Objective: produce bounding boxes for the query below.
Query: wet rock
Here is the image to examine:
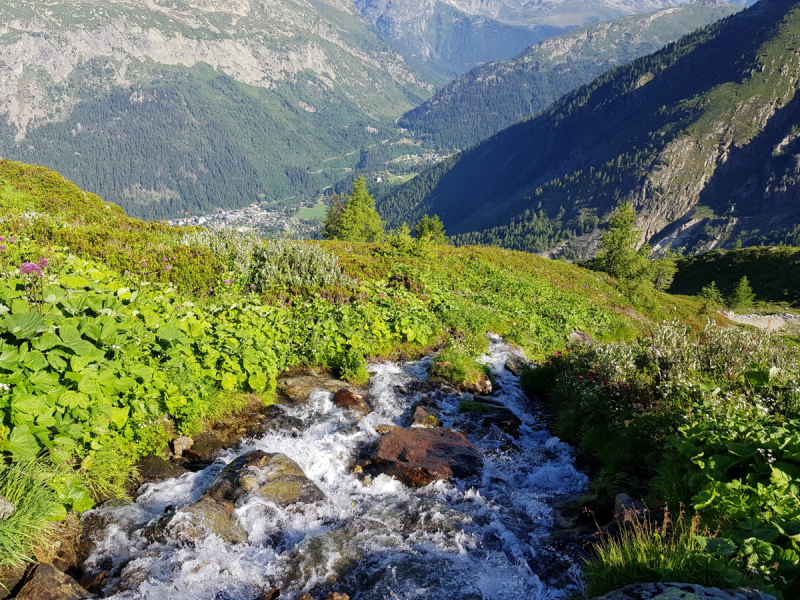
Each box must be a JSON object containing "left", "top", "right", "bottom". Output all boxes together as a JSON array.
[
  {"left": 374, "top": 424, "right": 401, "bottom": 435},
  {"left": 569, "top": 331, "right": 595, "bottom": 346},
  {"left": 481, "top": 407, "right": 523, "bottom": 439},
  {"left": 16, "top": 563, "right": 96, "bottom": 600},
  {"left": 245, "top": 405, "right": 304, "bottom": 438},
  {"left": 592, "top": 582, "right": 776, "bottom": 600},
  {"left": 277, "top": 370, "right": 363, "bottom": 404},
  {"left": 205, "top": 451, "right": 325, "bottom": 507},
  {"left": 504, "top": 355, "right": 527, "bottom": 375},
  {"left": 0, "top": 496, "right": 14, "bottom": 521},
  {"left": 135, "top": 455, "right": 190, "bottom": 486},
  {"left": 144, "top": 497, "right": 249, "bottom": 546},
  {"left": 78, "top": 571, "right": 107, "bottom": 595},
  {"left": 172, "top": 436, "right": 194, "bottom": 457},
  {"left": 256, "top": 588, "right": 281, "bottom": 600},
  {"left": 361, "top": 428, "right": 483, "bottom": 487},
  {"left": 333, "top": 389, "right": 371, "bottom": 416},
  {"left": 327, "top": 594, "right": 350, "bottom": 600},
  {"left": 407, "top": 406, "right": 441, "bottom": 428}
]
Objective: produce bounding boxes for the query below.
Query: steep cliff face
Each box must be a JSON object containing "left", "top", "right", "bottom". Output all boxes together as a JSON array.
[
  {"left": 354, "top": 0, "right": 741, "bottom": 77},
  {"left": 399, "top": 0, "right": 743, "bottom": 148},
  {"left": 378, "top": 0, "right": 800, "bottom": 255},
  {"left": 0, "top": 0, "right": 434, "bottom": 217}
]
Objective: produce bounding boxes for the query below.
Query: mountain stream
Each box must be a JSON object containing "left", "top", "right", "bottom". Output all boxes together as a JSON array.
[{"left": 81, "top": 335, "right": 588, "bottom": 599}]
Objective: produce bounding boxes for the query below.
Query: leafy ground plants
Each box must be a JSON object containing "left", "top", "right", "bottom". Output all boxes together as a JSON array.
[{"left": 523, "top": 322, "right": 800, "bottom": 597}]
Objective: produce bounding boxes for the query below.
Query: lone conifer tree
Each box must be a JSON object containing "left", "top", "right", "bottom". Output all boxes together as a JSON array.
[
  {"left": 321, "top": 177, "right": 384, "bottom": 242},
  {"left": 593, "top": 203, "right": 651, "bottom": 284},
  {"left": 728, "top": 276, "right": 755, "bottom": 309},
  {"left": 415, "top": 214, "right": 447, "bottom": 243}
]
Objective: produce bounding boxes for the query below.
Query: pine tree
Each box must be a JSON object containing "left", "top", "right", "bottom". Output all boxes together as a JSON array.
[
  {"left": 698, "top": 281, "right": 724, "bottom": 306},
  {"left": 415, "top": 214, "right": 448, "bottom": 243},
  {"left": 321, "top": 178, "right": 384, "bottom": 242},
  {"left": 728, "top": 276, "right": 756, "bottom": 309},
  {"left": 593, "top": 203, "right": 651, "bottom": 284}
]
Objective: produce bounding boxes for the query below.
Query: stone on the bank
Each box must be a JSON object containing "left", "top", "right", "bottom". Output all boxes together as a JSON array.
[
  {"left": 16, "top": 563, "right": 96, "bottom": 600},
  {"left": 277, "top": 368, "right": 364, "bottom": 403},
  {"left": 592, "top": 582, "right": 777, "bottom": 600},
  {"left": 204, "top": 451, "right": 325, "bottom": 507},
  {"left": 333, "top": 389, "right": 371, "bottom": 416},
  {"left": 135, "top": 455, "right": 190, "bottom": 486},
  {"left": 0, "top": 495, "right": 14, "bottom": 521},
  {"left": 569, "top": 331, "right": 595, "bottom": 346},
  {"left": 362, "top": 428, "right": 483, "bottom": 487},
  {"left": 172, "top": 436, "right": 194, "bottom": 457}
]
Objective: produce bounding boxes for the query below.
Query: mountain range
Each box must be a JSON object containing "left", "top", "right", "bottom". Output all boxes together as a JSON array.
[
  {"left": 0, "top": 0, "right": 433, "bottom": 219},
  {"left": 378, "top": 0, "right": 800, "bottom": 256},
  {"left": 399, "top": 0, "right": 743, "bottom": 149},
  {"left": 354, "top": 0, "right": 753, "bottom": 77}
]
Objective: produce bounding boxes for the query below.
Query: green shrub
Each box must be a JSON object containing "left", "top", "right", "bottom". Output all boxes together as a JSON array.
[
  {"left": 247, "top": 238, "right": 353, "bottom": 293},
  {"left": 458, "top": 401, "right": 494, "bottom": 413},
  {"left": 330, "top": 346, "right": 369, "bottom": 385},
  {"left": 584, "top": 510, "right": 755, "bottom": 598},
  {"left": 431, "top": 346, "right": 487, "bottom": 388},
  {"left": 728, "top": 276, "right": 756, "bottom": 309}
]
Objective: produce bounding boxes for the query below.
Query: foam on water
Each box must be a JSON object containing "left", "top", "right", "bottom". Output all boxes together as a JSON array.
[{"left": 85, "top": 336, "right": 587, "bottom": 599}]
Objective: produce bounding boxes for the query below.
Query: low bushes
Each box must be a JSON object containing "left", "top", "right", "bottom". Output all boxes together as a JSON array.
[{"left": 522, "top": 321, "right": 800, "bottom": 598}]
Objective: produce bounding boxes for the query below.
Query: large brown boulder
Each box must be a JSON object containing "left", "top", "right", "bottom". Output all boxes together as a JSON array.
[
  {"left": 277, "top": 367, "right": 365, "bottom": 403},
  {"left": 135, "top": 455, "right": 190, "bottom": 486},
  {"left": 16, "top": 563, "right": 96, "bottom": 600},
  {"left": 361, "top": 428, "right": 483, "bottom": 487}
]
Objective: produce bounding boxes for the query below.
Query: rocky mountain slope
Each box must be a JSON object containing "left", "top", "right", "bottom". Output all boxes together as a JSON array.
[
  {"left": 354, "top": 0, "right": 752, "bottom": 77},
  {"left": 378, "top": 0, "right": 800, "bottom": 256},
  {"left": 399, "top": 0, "right": 743, "bottom": 149},
  {"left": 0, "top": 0, "right": 434, "bottom": 219}
]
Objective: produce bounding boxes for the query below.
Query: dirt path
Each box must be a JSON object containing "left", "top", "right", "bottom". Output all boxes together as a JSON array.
[{"left": 723, "top": 311, "right": 799, "bottom": 332}]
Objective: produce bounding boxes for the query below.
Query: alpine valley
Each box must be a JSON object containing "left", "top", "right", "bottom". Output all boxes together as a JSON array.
[
  {"left": 0, "top": 0, "right": 434, "bottom": 219},
  {"left": 379, "top": 0, "right": 800, "bottom": 257}
]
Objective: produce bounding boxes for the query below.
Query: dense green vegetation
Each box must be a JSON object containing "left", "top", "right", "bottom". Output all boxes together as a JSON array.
[
  {"left": 522, "top": 322, "right": 800, "bottom": 598},
  {"left": 671, "top": 246, "right": 800, "bottom": 307},
  {"left": 379, "top": 0, "right": 800, "bottom": 255},
  {"left": 0, "top": 160, "right": 714, "bottom": 572},
  {"left": 399, "top": 0, "right": 741, "bottom": 149}
]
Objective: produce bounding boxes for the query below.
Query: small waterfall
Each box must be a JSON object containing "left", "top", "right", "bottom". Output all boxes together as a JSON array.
[{"left": 82, "top": 335, "right": 587, "bottom": 599}]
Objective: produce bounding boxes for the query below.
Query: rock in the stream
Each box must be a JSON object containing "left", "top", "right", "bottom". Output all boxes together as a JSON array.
[
  {"left": 592, "top": 582, "right": 776, "bottom": 600},
  {"left": 135, "top": 455, "right": 190, "bottom": 486},
  {"left": 172, "top": 436, "right": 194, "bottom": 457},
  {"left": 0, "top": 495, "right": 14, "bottom": 521},
  {"left": 361, "top": 428, "right": 483, "bottom": 487},
  {"left": 146, "top": 451, "right": 324, "bottom": 545},
  {"left": 77, "top": 571, "right": 107, "bottom": 595},
  {"left": 407, "top": 405, "right": 441, "bottom": 428},
  {"left": 16, "top": 563, "right": 96, "bottom": 600},
  {"left": 278, "top": 367, "right": 364, "bottom": 403},
  {"left": 205, "top": 451, "right": 325, "bottom": 507},
  {"left": 332, "top": 389, "right": 371, "bottom": 416},
  {"left": 0, "top": 564, "right": 27, "bottom": 598}
]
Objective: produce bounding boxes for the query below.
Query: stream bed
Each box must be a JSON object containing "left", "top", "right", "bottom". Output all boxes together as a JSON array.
[{"left": 81, "top": 335, "right": 588, "bottom": 599}]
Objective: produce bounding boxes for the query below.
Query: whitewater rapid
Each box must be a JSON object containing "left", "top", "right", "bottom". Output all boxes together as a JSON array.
[{"left": 83, "top": 335, "right": 588, "bottom": 599}]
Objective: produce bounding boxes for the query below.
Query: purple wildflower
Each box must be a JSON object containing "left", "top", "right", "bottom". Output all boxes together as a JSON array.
[
  {"left": 37, "top": 258, "right": 48, "bottom": 268},
  {"left": 0, "top": 237, "right": 4, "bottom": 242},
  {"left": 165, "top": 265, "right": 173, "bottom": 271},
  {"left": 162, "top": 257, "right": 168, "bottom": 262},
  {"left": 9, "top": 236, "right": 16, "bottom": 243},
  {"left": 0, "top": 245, "right": 5, "bottom": 253},
  {"left": 19, "top": 262, "right": 43, "bottom": 277}
]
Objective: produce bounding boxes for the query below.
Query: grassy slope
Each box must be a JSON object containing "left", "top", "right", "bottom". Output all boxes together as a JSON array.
[
  {"left": 0, "top": 160, "right": 711, "bottom": 571},
  {"left": 670, "top": 246, "right": 800, "bottom": 306}
]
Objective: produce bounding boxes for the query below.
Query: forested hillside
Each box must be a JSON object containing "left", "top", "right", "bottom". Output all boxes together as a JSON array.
[
  {"left": 379, "top": 0, "right": 800, "bottom": 256},
  {"left": 0, "top": 0, "right": 433, "bottom": 220},
  {"left": 399, "top": 0, "right": 742, "bottom": 149}
]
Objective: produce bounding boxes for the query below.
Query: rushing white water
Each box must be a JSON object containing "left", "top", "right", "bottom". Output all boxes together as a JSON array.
[{"left": 84, "top": 335, "right": 587, "bottom": 599}]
